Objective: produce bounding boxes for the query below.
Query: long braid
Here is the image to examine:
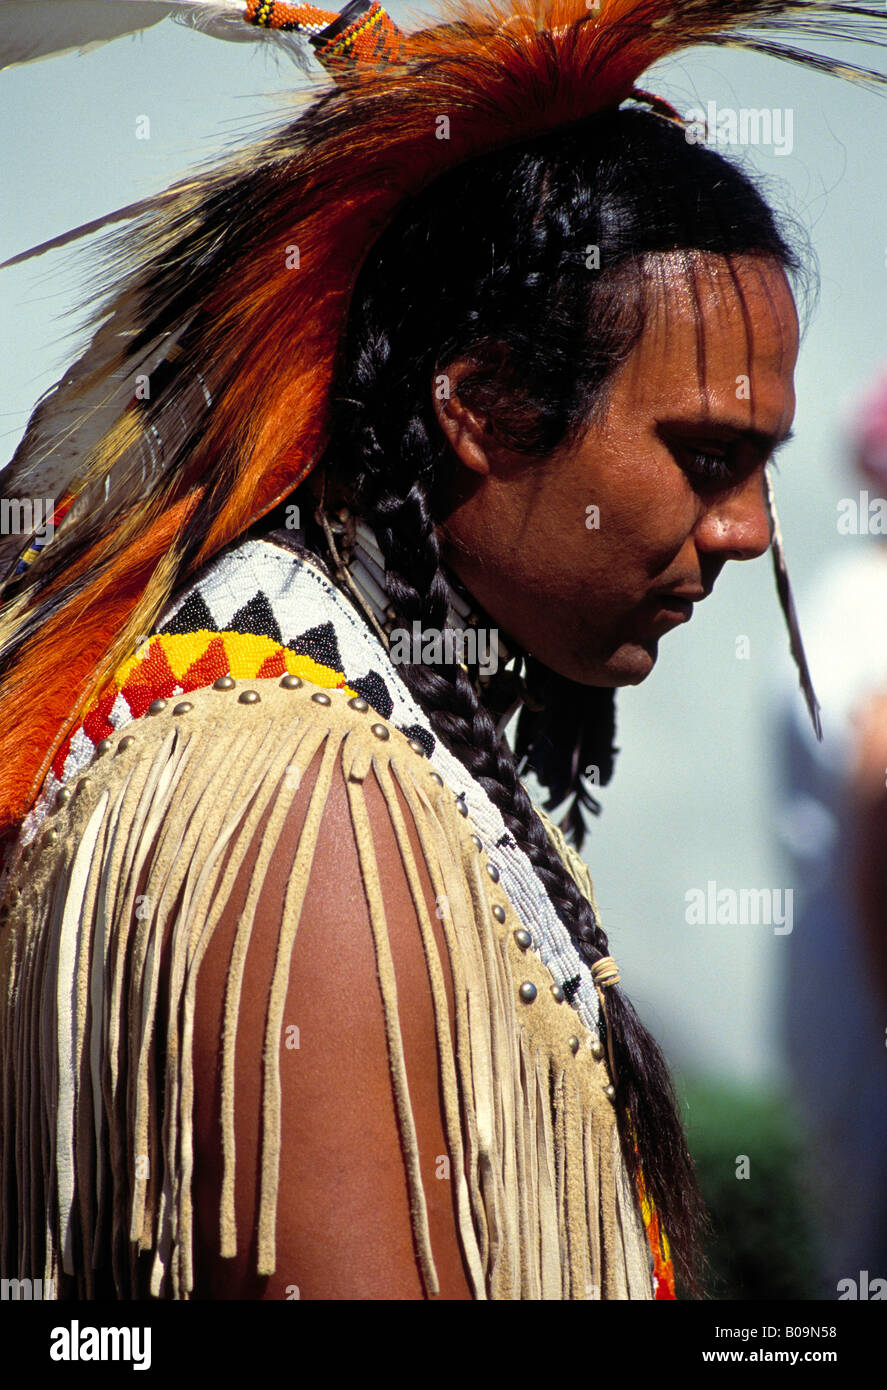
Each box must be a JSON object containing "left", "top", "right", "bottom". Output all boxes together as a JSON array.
[
  {"left": 323, "top": 321, "right": 707, "bottom": 1291},
  {"left": 314, "top": 106, "right": 808, "bottom": 1291}
]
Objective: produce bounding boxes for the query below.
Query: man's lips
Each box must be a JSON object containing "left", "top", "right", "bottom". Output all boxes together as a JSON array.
[
  {"left": 649, "top": 598, "right": 692, "bottom": 626},
  {"left": 643, "top": 588, "right": 707, "bottom": 628}
]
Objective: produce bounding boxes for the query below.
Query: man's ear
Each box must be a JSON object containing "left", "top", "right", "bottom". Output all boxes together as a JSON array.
[{"left": 430, "top": 358, "right": 497, "bottom": 476}]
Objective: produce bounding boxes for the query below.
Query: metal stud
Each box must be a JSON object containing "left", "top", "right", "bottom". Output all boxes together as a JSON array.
[
  {"left": 172, "top": 702, "right": 193, "bottom": 716},
  {"left": 95, "top": 739, "right": 111, "bottom": 756},
  {"left": 44, "top": 827, "right": 59, "bottom": 845},
  {"left": 407, "top": 739, "right": 426, "bottom": 756},
  {"left": 470, "top": 834, "right": 482, "bottom": 851},
  {"left": 148, "top": 699, "right": 167, "bottom": 715},
  {"left": 430, "top": 771, "right": 443, "bottom": 786},
  {"left": 568, "top": 1036, "right": 580, "bottom": 1055},
  {"left": 486, "top": 862, "right": 500, "bottom": 883},
  {"left": 519, "top": 981, "right": 538, "bottom": 1004},
  {"left": 550, "top": 984, "right": 565, "bottom": 1003},
  {"left": 311, "top": 692, "right": 332, "bottom": 707},
  {"left": 371, "top": 723, "right": 390, "bottom": 740},
  {"left": 455, "top": 795, "right": 468, "bottom": 817},
  {"left": 56, "top": 787, "right": 73, "bottom": 807},
  {"left": 76, "top": 777, "right": 93, "bottom": 796},
  {"left": 492, "top": 904, "right": 506, "bottom": 924},
  {"left": 238, "top": 690, "right": 260, "bottom": 704},
  {"left": 513, "top": 928, "right": 532, "bottom": 950},
  {"left": 280, "top": 674, "right": 302, "bottom": 690},
  {"left": 348, "top": 695, "right": 368, "bottom": 712},
  {"left": 213, "top": 676, "right": 235, "bottom": 691},
  {"left": 117, "top": 736, "right": 135, "bottom": 752},
  {"left": 590, "top": 1039, "right": 604, "bottom": 1061},
  {"left": 604, "top": 1084, "right": 616, "bottom": 1101}
]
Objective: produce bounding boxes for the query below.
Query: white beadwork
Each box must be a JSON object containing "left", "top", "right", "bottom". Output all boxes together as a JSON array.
[{"left": 17, "top": 534, "right": 602, "bottom": 1032}]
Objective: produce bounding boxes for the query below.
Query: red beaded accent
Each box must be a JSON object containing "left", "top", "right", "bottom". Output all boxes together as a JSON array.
[{"left": 49, "top": 627, "right": 356, "bottom": 784}]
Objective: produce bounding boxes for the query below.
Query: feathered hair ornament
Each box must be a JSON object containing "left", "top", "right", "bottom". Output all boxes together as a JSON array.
[{"left": 2, "top": 0, "right": 881, "bottom": 831}]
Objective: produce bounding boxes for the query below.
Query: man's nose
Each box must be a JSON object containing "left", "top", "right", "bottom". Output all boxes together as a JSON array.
[{"left": 693, "top": 471, "right": 773, "bottom": 562}]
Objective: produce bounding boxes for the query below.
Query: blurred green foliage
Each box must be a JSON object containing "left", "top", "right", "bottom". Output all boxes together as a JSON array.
[{"left": 676, "top": 1076, "right": 824, "bottom": 1300}]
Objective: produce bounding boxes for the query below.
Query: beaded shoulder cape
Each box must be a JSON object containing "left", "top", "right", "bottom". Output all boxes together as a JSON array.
[
  {"left": 12, "top": 527, "right": 608, "bottom": 1037},
  {"left": 0, "top": 528, "right": 674, "bottom": 1299}
]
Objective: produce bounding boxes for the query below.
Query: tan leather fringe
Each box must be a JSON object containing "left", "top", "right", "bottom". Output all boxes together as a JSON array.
[{"left": 0, "top": 677, "right": 652, "bottom": 1299}]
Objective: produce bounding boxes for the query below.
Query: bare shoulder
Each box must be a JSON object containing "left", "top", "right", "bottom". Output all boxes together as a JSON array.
[
  {"left": 181, "top": 679, "right": 475, "bottom": 1299},
  {"left": 2, "top": 671, "right": 636, "bottom": 1302}
]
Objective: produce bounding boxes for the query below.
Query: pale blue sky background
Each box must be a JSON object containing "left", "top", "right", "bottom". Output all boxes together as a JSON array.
[{"left": 2, "top": 12, "right": 887, "bottom": 1090}]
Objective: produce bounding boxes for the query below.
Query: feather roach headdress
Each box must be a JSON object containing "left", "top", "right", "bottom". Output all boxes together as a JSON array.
[{"left": 2, "top": 0, "right": 885, "bottom": 834}]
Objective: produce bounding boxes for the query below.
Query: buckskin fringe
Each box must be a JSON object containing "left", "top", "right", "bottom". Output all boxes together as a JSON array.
[{"left": 0, "top": 676, "right": 651, "bottom": 1298}]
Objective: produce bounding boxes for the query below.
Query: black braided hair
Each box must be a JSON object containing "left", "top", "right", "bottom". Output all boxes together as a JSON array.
[{"left": 296, "top": 105, "right": 809, "bottom": 1294}]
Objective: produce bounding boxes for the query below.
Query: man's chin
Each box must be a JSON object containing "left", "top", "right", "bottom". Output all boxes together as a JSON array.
[
  {"left": 544, "top": 640, "right": 658, "bottom": 688},
  {"left": 603, "top": 641, "right": 658, "bottom": 687}
]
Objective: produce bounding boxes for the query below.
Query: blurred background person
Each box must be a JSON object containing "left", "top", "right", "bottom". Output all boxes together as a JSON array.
[{"left": 778, "top": 363, "right": 887, "bottom": 1299}]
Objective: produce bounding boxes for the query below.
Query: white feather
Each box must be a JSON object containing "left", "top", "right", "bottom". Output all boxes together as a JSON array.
[{"left": 0, "top": 1, "right": 290, "bottom": 69}]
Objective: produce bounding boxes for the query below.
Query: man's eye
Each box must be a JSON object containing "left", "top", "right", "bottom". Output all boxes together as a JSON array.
[{"left": 684, "top": 449, "right": 734, "bottom": 486}]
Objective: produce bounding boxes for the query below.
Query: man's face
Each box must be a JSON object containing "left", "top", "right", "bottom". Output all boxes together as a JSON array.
[{"left": 435, "top": 253, "right": 799, "bottom": 686}]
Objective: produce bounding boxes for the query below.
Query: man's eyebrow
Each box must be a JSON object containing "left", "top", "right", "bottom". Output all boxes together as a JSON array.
[
  {"left": 746, "top": 424, "right": 796, "bottom": 456},
  {"left": 661, "top": 419, "right": 796, "bottom": 456}
]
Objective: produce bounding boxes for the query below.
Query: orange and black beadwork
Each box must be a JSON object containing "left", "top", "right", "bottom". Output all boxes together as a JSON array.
[
  {"left": 245, "top": 0, "right": 406, "bottom": 70},
  {"left": 245, "top": 0, "right": 338, "bottom": 32}
]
